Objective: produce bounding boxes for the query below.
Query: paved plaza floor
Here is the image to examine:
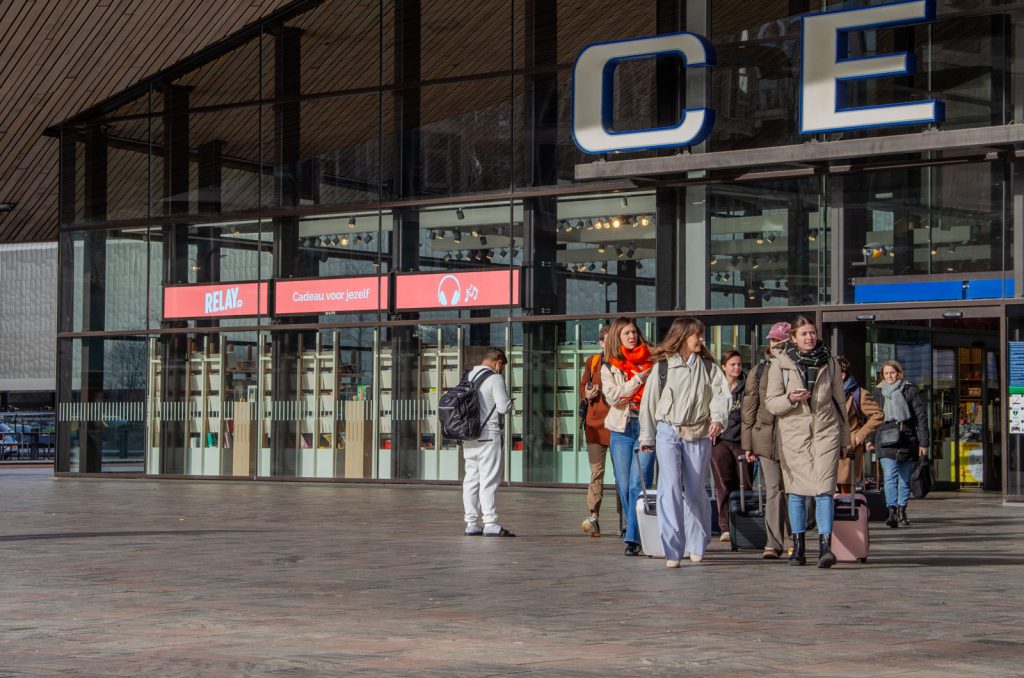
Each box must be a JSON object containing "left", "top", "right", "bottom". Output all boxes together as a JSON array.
[{"left": 1, "top": 467, "right": 1023, "bottom": 676}]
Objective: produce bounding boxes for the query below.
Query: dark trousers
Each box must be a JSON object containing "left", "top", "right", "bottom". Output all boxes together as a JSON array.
[{"left": 710, "top": 438, "right": 751, "bottom": 533}]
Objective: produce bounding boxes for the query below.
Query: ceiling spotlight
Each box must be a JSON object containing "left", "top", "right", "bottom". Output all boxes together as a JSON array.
[
  {"left": 616, "top": 247, "right": 625, "bottom": 258},
  {"left": 479, "top": 236, "right": 488, "bottom": 246},
  {"left": 474, "top": 251, "right": 483, "bottom": 261},
  {"left": 597, "top": 243, "right": 607, "bottom": 254},
  {"left": 364, "top": 234, "right": 373, "bottom": 245},
  {"left": 599, "top": 263, "right": 608, "bottom": 273},
  {"left": 319, "top": 251, "right": 329, "bottom": 263},
  {"left": 625, "top": 247, "right": 636, "bottom": 258},
  {"left": 752, "top": 258, "right": 760, "bottom": 270},
  {"left": 620, "top": 196, "right": 629, "bottom": 208},
  {"left": 756, "top": 234, "right": 765, "bottom": 245},
  {"left": 499, "top": 248, "right": 508, "bottom": 258},
  {"left": 485, "top": 250, "right": 494, "bottom": 261},
  {"left": 340, "top": 235, "right": 350, "bottom": 246},
  {"left": 453, "top": 232, "right": 462, "bottom": 244},
  {"left": 640, "top": 215, "right": 650, "bottom": 227},
  {"left": 354, "top": 235, "right": 364, "bottom": 245},
  {"left": 456, "top": 208, "right": 465, "bottom": 220},
  {"left": 471, "top": 228, "right": 480, "bottom": 237},
  {"left": 748, "top": 289, "right": 757, "bottom": 301},
  {"left": 611, "top": 217, "right": 622, "bottom": 229},
  {"left": 430, "top": 231, "right": 440, "bottom": 240},
  {"left": 766, "top": 233, "right": 777, "bottom": 244},
  {"left": 462, "top": 251, "right": 471, "bottom": 261},
  {"left": 444, "top": 252, "right": 452, "bottom": 262},
  {"left": 808, "top": 230, "right": 817, "bottom": 242},
  {"left": 709, "top": 256, "right": 718, "bottom": 266},
  {"left": 347, "top": 217, "right": 356, "bottom": 229},
  {"left": 586, "top": 219, "right": 595, "bottom": 230},
  {"left": 636, "top": 261, "right": 644, "bottom": 270},
  {"left": 587, "top": 263, "right": 596, "bottom": 272},
  {"left": 331, "top": 235, "right": 340, "bottom": 246},
  {"left": 593, "top": 220, "right": 603, "bottom": 230}
]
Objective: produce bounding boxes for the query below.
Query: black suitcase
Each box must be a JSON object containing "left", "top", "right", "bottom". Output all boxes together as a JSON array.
[
  {"left": 862, "top": 489, "right": 888, "bottom": 522},
  {"left": 728, "top": 456, "right": 767, "bottom": 552}
]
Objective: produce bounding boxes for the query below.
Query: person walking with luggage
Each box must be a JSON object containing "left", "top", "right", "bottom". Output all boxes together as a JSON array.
[
  {"left": 461, "top": 348, "right": 515, "bottom": 537},
  {"left": 579, "top": 325, "right": 611, "bottom": 537},
  {"left": 601, "top": 317, "right": 655, "bottom": 556},
  {"left": 765, "top": 317, "right": 850, "bottom": 568},
  {"left": 871, "top": 360, "right": 928, "bottom": 528},
  {"left": 835, "top": 356, "right": 883, "bottom": 494},
  {"left": 710, "top": 350, "right": 750, "bottom": 543},
  {"left": 639, "top": 316, "right": 730, "bottom": 567},
  {"left": 741, "top": 322, "right": 790, "bottom": 559}
]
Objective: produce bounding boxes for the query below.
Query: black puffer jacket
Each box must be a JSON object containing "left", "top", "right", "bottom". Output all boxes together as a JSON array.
[
  {"left": 721, "top": 373, "right": 745, "bottom": 442},
  {"left": 871, "top": 382, "right": 929, "bottom": 462}
]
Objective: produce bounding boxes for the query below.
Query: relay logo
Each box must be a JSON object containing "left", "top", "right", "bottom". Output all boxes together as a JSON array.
[
  {"left": 205, "top": 287, "right": 242, "bottom": 313},
  {"left": 163, "top": 282, "right": 268, "bottom": 319}
]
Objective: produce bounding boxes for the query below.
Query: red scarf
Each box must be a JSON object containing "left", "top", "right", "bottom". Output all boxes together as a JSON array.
[{"left": 609, "top": 344, "right": 653, "bottom": 406}]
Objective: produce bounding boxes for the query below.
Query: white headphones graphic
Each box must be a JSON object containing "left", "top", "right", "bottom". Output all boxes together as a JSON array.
[{"left": 437, "top": 274, "right": 462, "bottom": 306}]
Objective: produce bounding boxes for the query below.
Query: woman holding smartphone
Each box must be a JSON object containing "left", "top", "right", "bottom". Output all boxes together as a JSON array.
[{"left": 765, "top": 317, "right": 851, "bottom": 568}]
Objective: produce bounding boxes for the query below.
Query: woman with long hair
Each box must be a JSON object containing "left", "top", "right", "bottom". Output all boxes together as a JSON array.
[
  {"left": 765, "top": 316, "right": 851, "bottom": 568},
  {"left": 639, "top": 317, "right": 730, "bottom": 567},
  {"left": 600, "top": 317, "right": 655, "bottom": 556},
  {"left": 871, "top": 360, "right": 929, "bottom": 528}
]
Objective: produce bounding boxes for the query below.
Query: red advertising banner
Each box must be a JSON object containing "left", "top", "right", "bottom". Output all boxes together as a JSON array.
[
  {"left": 163, "top": 282, "right": 269, "bottom": 319},
  {"left": 394, "top": 268, "right": 520, "bottom": 311},
  {"left": 274, "top": 276, "right": 388, "bottom": 315}
]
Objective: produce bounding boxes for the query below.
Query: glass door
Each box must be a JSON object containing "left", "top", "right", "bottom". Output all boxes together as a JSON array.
[{"left": 931, "top": 348, "right": 959, "bottom": 488}]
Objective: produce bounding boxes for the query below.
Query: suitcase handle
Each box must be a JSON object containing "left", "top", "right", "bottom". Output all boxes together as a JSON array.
[
  {"left": 636, "top": 445, "right": 654, "bottom": 509},
  {"left": 735, "top": 455, "right": 764, "bottom": 514}
]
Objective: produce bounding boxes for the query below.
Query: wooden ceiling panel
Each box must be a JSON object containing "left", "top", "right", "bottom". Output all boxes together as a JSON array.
[{"left": 0, "top": 0, "right": 296, "bottom": 243}]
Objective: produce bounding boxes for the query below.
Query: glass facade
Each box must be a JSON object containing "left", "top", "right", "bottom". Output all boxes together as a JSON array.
[{"left": 53, "top": 0, "right": 1024, "bottom": 498}]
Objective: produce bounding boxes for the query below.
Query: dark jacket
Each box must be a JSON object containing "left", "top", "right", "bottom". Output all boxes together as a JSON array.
[
  {"left": 741, "top": 357, "right": 779, "bottom": 460},
  {"left": 722, "top": 373, "right": 745, "bottom": 442},
  {"left": 871, "top": 382, "right": 929, "bottom": 462}
]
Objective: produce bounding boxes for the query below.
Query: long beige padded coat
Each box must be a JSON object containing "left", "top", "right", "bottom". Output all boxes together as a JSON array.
[{"left": 765, "top": 351, "right": 852, "bottom": 496}]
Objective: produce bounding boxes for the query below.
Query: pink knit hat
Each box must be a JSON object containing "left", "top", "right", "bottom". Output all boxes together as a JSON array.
[{"left": 766, "top": 322, "right": 791, "bottom": 341}]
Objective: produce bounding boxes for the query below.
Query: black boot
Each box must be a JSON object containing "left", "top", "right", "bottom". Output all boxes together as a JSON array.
[
  {"left": 897, "top": 505, "right": 910, "bottom": 526},
  {"left": 886, "top": 506, "right": 899, "bottom": 528},
  {"left": 788, "top": 533, "right": 806, "bottom": 566},
  {"left": 817, "top": 533, "right": 837, "bottom": 569}
]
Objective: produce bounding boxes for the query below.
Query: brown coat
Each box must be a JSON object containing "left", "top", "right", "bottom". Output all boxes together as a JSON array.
[
  {"left": 837, "top": 386, "right": 884, "bottom": 485},
  {"left": 765, "top": 352, "right": 852, "bottom": 496},
  {"left": 579, "top": 354, "right": 610, "bottom": 446},
  {"left": 741, "top": 358, "right": 779, "bottom": 460}
]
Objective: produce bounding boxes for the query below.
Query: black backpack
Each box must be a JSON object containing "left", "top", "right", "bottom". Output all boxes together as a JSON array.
[{"left": 439, "top": 369, "right": 499, "bottom": 441}]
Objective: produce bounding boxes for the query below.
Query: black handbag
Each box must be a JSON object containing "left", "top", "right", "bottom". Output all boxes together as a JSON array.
[
  {"left": 579, "top": 355, "right": 602, "bottom": 429},
  {"left": 876, "top": 421, "right": 903, "bottom": 448},
  {"left": 911, "top": 457, "right": 934, "bottom": 498}
]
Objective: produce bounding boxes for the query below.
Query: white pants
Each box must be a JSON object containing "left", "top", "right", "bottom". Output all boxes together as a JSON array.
[
  {"left": 655, "top": 422, "right": 713, "bottom": 560},
  {"left": 462, "top": 434, "right": 503, "bottom": 532}
]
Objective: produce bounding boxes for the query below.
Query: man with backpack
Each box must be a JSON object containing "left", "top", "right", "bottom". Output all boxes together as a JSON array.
[{"left": 452, "top": 347, "right": 514, "bottom": 537}]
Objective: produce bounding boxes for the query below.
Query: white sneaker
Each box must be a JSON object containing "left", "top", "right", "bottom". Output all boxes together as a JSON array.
[
  {"left": 720, "top": 531, "right": 731, "bottom": 543},
  {"left": 689, "top": 554, "right": 704, "bottom": 563},
  {"left": 666, "top": 559, "right": 681, "bottom": 568}
]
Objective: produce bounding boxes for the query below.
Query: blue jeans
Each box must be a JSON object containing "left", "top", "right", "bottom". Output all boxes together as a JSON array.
[
  {"left": 880, "top": 457, "right": 914, "bottom": 508},
  {"left": 609, "top": 418, "right": 655, "bottom": 545},
  {"left": 788, "top": 493, "right": 834, "bottom": 536}
]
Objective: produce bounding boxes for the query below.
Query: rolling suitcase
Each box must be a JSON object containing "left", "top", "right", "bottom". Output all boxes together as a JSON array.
[
  {"left": 833, "top": 460, "right": 870, "bottom": 563},
  {"left": 728, "top": 456, "right": 767, "bottom": 552},
  {"left": 635, "top": 448, "right": 663, "bottom": 558}
]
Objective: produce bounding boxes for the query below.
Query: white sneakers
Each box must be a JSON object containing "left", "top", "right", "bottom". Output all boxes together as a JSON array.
[
  {"left": 720, "top": 531, "right": 731, "bottom": 543},
  {"left": 666, "top": 559, "right": 681, "bottom": 568},
  {"left": 688, "top": 554, "right": 704, "bottom": 563}
]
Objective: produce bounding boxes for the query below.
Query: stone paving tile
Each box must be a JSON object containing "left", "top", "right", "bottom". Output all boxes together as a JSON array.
[{"left": 0, "top": 468, "right": 1023, "bottom": 675}]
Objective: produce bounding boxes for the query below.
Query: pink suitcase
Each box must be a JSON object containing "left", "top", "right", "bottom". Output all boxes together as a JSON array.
[{"left": 832, "top": 492, "right": 870, "bottom": 563}]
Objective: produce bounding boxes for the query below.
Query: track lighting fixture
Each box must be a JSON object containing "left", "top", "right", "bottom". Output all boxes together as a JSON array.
[
  {"left": 479, "top": 236, "right": 488, "bottom": 246},
  {"left": 456, "top": 208, "right": 465, "bottom": 220},
  {"left": 340, "top": 235, "right": 350, "bottom": 246},
  {"left": 364, "top": 234, "right": 373, "bottom": 245},
  {"left": 347, "top": 217, "right": 356, "bottom": 229},
  {"left": 597, "top": 243, "right": 607, "bottom": 254}
]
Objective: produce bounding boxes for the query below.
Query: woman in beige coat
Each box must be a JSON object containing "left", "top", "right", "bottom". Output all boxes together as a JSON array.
[{"left": 765, "top": 317, "right": 851, "bottom": 568}]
